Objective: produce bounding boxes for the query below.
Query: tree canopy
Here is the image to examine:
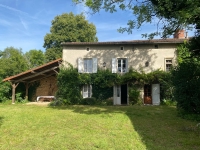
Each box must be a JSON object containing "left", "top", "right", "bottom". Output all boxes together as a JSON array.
[
  {"left": 73, "top": 0, "right": 200, "bottom": 38},
  {"left": 24, "top": 49, "right": 45, "bottom": 69},
  {"left": 44, "top": 12, "right": 98, "bottom": 62},
  {"left": 0, "top": 47, "right": 27, "bottom": 78}
]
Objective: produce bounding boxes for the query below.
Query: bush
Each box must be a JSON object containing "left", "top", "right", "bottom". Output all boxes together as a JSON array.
[
  {"left": 15, "top": 93, "right": 27, "bottom": 103},
  {"left": 0, "top": 80, "right": 11, "bottom": 103},
  {"left": 129, "top": 87, "right": 140, "bottom": 105},
  {"left": 104, "top": 98, "right": 113, "bottom": 106},
  {"left": 172, "top": 61, "right": 200, "bottom": 114},
  {"left": 161, "top": 99, "right": 177, "bottom": 106},
  {"left": 80, "top": 97, "right": 97, "bottom": 105}
]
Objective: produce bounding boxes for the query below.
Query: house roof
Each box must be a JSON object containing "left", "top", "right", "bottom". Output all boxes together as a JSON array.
[
  {"left": 61, "top": 38, "right": 188, "bottom": 46},
  {"left": 3, "top": 58, "right": 62, "bottom": 83}
]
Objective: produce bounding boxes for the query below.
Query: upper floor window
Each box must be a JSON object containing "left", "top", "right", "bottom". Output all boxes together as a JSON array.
[
  {"left": 78, "top": 58, "right": 97, "bottom": 73},
  {"left": 112, "top": 58, "right": 128, "bottom": 73},
  {"left": 118, "top": 58, "right": 127, "bottom": 73},
  {"left": 84, "top": 59, "right": 93, "bottom": 73},
  {"left": 165, "top": 59, "right": 173, "bottom": 72}
]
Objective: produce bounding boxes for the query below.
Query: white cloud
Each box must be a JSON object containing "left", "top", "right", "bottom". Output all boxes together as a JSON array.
[
  {"left": 0, "top": 3, "right": 28, "bottom": 16},
  {"left": 19, "top": 16, "right": 28, "bottom": 30},
  {"left": 0, "top": 18, "right": 12, "bottom": 26}
]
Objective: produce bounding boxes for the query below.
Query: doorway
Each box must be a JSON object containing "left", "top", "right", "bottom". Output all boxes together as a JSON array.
[
  {"left": 144, "top": 84, "right": 152, "bottom": 104},
  {"left": 114, "top": 84, "right": 128, "bottom": 105}
]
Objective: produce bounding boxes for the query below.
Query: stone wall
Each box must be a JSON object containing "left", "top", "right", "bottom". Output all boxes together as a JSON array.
[{"left": 31, "top": 75, "right": 58, "bottom": 101}]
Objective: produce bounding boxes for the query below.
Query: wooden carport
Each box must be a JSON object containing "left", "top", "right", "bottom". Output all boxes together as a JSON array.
[{"left": 3, "top": 58, "right": 62, "bottom": 104}]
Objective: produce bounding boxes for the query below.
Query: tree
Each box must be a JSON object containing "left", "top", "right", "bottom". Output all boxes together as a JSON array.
[
  {"left": 24, "top": 49, "right": 46, "bottom": 69},
  {"left": 44, "top": 12, "right": 98, "bottom": 62},
  {"left": 73, "top": 0, "right": 200, "bottom": 38},
  {"left": 0, "top": 47, "right": 28, "bottom": 78}
]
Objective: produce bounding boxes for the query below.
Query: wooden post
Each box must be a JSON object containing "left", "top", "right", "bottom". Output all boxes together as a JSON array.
[
  {"left": 11, "top": 83, "right": 19, "bottom": 104},
  {"left": 25, "top": 83, "right": 30, "bottom": 100}
]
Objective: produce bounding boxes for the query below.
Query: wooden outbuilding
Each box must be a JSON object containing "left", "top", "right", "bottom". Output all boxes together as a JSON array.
[{"left": 3, "top": 58, "right": 62, "bottom": 104}]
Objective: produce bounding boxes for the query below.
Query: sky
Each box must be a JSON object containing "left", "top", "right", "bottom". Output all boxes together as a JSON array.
[{"left": 0, "top": 0, "right": 195, "bottom": 53}]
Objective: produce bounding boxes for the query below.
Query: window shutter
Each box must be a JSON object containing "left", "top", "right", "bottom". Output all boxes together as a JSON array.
[
  {"left": 113, "top": 86, "right": 116, "bottom": 105},
  {"left": 83, "top": 85, "right": 88, "bottom": 98},
  {"left": 92, "top": 58, "right": 97, "bottom": 73},
  {"left": 126, "top": 58, "right": 129, "bottom": 73},
  {"left": 90, "top": 85, "right": 92, "bottom": 97},
  {"left": 112, "top": 58, "right": 117, "bottom": 73},
  {"left": 78, "top": 58, "right": 83, "bottom": 73}
]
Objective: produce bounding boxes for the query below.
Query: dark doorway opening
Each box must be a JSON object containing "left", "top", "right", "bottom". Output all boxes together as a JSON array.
[
  {"left": 121, "top": 84, "right": 127, "bottom": 104},
  {"left": 144, "top": 84, "right": 152, "bottom": 104}
]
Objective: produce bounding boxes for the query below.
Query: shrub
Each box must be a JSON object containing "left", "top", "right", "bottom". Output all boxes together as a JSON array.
[
  {"left": 15, "top": 93, "right": 27, "bottom": 103},
  {"left": 0, "top": 80, "right": 11, "bottom": 103},
  {"left": 161, "top": 99, "right": 177, "bottom": 106},
  {"left": 104, "top": 98, "right": 113, "bottom": 106},
  {"left": 129, "top": 86, "right": 140, "bottom": 105},
  {"left": 80, "top": 97, "right": 97, "bottom": 105},
  {"left": 172, "top": 61, "right": 200, "bottom": 114}
]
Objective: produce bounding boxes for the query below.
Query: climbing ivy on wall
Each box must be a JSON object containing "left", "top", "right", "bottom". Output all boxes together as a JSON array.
[{"left": 56, "top": 63, "right": 172, "bottom": 105}]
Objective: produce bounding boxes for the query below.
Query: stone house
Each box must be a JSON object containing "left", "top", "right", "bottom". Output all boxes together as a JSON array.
[{"left": 61, "top": 31, "right": 187, "bottom": 105}]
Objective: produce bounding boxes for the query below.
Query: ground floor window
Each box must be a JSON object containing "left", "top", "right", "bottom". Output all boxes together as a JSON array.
[{"left": 83, "top": 84, "right": 92, "bottom": 98}]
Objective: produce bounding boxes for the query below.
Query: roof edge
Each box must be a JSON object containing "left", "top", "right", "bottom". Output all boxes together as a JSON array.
[{"left": 3, "top": 58, "right": 62, "bottom": 82}]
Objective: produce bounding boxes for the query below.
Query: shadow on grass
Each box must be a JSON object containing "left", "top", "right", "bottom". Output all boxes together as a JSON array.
[
  {"left": 0, "top": 116, "right": 4, "bottom": 127},
  {"left": 50, "top": 105, "right": 200, "bottom": 149}
]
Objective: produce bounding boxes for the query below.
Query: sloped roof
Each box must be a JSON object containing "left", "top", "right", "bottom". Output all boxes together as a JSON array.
[
  {"left": 3, "top": 58, "right": 62, "bottom": 83},
  {"left": 61, "top": 38, "right": 187, "bottom": 46}
]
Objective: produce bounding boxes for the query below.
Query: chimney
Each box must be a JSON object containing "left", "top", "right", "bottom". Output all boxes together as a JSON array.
[{"left": 174, "top": 29, "right": 185, "bottom": 39}]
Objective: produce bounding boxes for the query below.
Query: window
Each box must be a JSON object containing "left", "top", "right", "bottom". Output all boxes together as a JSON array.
[
  {"left": 145, "top": 61, "right": 149, "bottom": 67},
  {"left": 83, "top": 85, "right": 92, "bottom": 98},
  {"left": 118, "top": 58, "right": 127, "bottom": 73},
  {"left": 154, "top": 45, "right": 159, "bottom": 49},
  {"left": 78, "top": 58, "right": 97, "bottom": 73},
  {"left": 165, "top": 59, "right": 173, "bottom": 72},
  {"left": 112, "top": 58, "right": 128, "bottom": 73},
  {"left": 84, "top": 59, "right": 93, "bottom": 73}
]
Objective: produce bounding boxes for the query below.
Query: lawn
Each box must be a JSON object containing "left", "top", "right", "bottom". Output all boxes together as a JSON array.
[{"left": 0, "top": 104, "right": 200, "bottom": 150}]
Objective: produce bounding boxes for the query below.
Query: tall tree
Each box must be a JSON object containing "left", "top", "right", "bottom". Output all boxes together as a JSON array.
[
  {"left": 73, "top": 0, "right": 200, "bottom": 38},
  {"left": 24, "top": 49, "right": 46, "bottom": 69},
  {"left": 0, "top": 47, "right": 28, "bottom": 78},
  {"left": 44, "top": 12, "right": 98, "bottom": 62}
]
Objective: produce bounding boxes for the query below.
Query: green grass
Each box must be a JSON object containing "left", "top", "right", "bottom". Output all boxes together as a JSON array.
[{"left": 0, "top": 104, "right": 200, "bottom": 150}]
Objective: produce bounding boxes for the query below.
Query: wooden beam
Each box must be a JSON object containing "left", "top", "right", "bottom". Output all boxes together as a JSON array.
[
  {"left": 14, "top": 67, "right": 58, "bottom": 83},
  {"left": 24, "top": 83, "right": 30, "bottom": 100},
  {"left": 28, "top": 73, "right": 57, "bottom": 84}
]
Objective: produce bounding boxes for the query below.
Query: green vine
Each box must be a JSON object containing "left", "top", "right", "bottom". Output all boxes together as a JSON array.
[{"left": 56, "top": 63, "right": 172, "bottom": 105}]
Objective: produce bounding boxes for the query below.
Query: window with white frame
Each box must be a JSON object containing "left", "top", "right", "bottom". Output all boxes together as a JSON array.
[
  {"left": 84, "top": 59, "right": 93, "bottom": 73},
  {"left": 78, "top": 58, "right": 97, "bottom": 73},
  {"left": 112, "top": 58, "right": 128, "bottom": 73},
  {"left": 165, "top": 59, "right": 173, "bottom": 72},
  {"left": 83, "top": 84, "right": 92, "bottom": 98}
]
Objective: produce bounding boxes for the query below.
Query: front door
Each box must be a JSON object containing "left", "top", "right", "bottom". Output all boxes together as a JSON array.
[
  {"left": 144, "top": 84, "right": 152, "bottom": 104},
  {"left": 114, "top": 84, "right": 128, "bottom": 105},
  {"left": 152, "top": 84, "right": 160, "bottom": 105}
]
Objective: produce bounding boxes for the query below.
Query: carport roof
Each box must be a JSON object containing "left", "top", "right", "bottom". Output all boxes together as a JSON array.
[{"left": 3, "top": 58, "right": 62, "bottom": 83}]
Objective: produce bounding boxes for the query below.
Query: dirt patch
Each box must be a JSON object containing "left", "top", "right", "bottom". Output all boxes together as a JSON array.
[{"left": 26, "top": 102, "right": 50, "bottom": 106}]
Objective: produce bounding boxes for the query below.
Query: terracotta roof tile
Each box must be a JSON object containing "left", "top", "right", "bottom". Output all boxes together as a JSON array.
[{"left": 61, "top": 38, "right": 188, "bottom": 46}]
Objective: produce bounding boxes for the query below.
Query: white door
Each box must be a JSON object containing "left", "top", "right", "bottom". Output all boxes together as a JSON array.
[
  {"left": 152, "top": 84, "right": 160, "bottom": 105},
  {"left": 113, "top": 85, "right": 121, "bottom": 105}
]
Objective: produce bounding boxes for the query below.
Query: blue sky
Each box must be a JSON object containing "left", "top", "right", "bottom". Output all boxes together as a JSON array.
[{"left": 0, "top": 0, "right": 195, "bottom": 52}]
